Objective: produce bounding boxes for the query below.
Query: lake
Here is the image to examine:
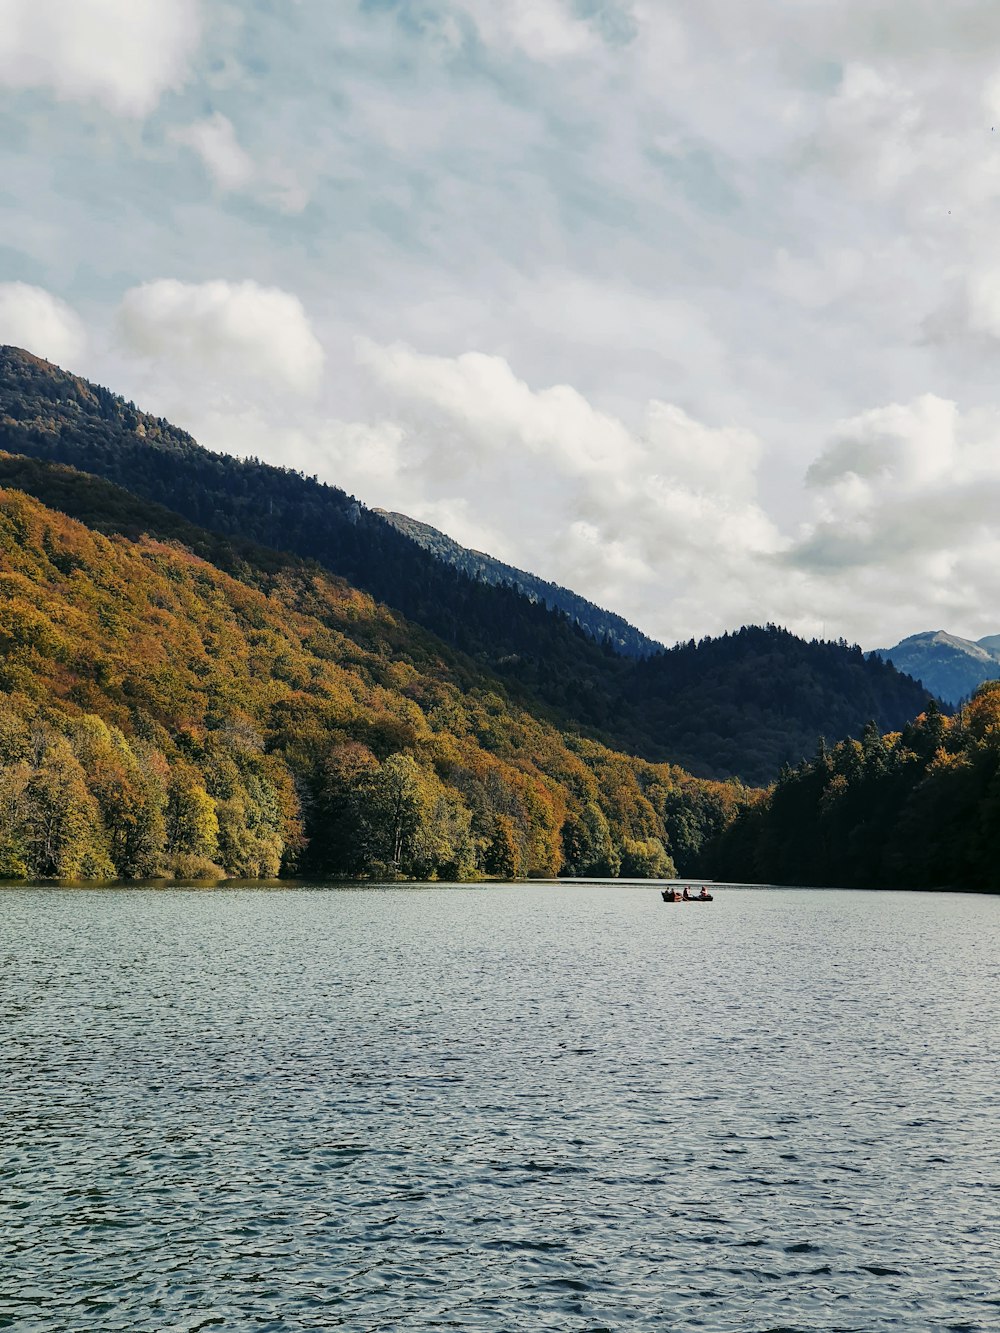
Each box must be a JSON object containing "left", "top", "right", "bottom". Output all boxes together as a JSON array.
[{"left": 2, "top": 883, "right": 997, "bottom": 1331}]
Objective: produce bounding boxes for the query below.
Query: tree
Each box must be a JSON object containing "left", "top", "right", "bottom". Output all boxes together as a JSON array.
[
  {"left": 410, "top": 781, "right": 476, "bottom": 880},
  {"left": 67, "top": 714, "right": 165, "bottom": 877},
  {"left": 23, "top": 733, "right": 115, "bottom": 878},
  {"left": 306, "top": 741, "right": 380, "bottom": 876},
  {"left": 484, "top": 814, "right": 521, "bottom": 879},
  {"left": 164, "top": 763, "right": 220, "bottom": 874},
  {"left": 561, "top": 800, "right": 620, "bottom": 877},
  {"left": 0, "top": 759, "right": 30, "bottom": 876},
  {"left": 362, "top": 753, "right": 427, "bottom": 874},
  {"left": 619, "top": 836, "right": 675, "bottom": 879}
]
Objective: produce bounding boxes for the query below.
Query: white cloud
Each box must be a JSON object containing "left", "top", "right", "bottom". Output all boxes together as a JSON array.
[
  {"left": 347, "top": 337, "right": 1000, "bottom": 645},
  {"left": 452, "top": 0, "right": 599, "bottom": 61},
  {"left": 0, "top": 0, "right": 200, "bottom": 116},
  {"left": 643, "top": 402, "right": 762, "bottom": 504},
  {"left": 814, "top": 64, "right": 927, "bottom": 197},
  {"left": 357, "top": 340, "right": 642, "bottom": 475},
  {"left": 355, "top": 339, "right": 784, "bottom": 641},
  {"left": 167, "top": 113, "right": 309, "bottom": 214},
  {"left": 961, "top": 267, "right": 1000, "bottom": 340},
  {"left": 807, "top": 396, "right": 958, "bottom": 498},
  {"left": 169, "top": 113, "right": 254, "bottom": 192},
  {"left": 778, "top": 393, "right": 1000, "bottom": 641},
  {"left": 0, "top": 283, "right": 86, "bottom": 365},
  {"left": 769, "top": 248, "right": 867, "bottom": 311},
  {"left": 209, "top": 412, "right": 404, "bottom": 494},
  {"left": 117, "top": 279, "right": 324, "bottom": 394}
]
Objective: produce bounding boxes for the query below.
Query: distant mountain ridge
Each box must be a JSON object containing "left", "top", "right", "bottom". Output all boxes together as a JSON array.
[
  {"left": 374, "top": 508, "right": 662, "bottom": 659},
  {"left": 871, "top": 631, "right": 1000, "bottom": 706}
]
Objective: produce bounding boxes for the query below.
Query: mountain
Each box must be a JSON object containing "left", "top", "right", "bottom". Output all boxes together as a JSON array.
[
  {"left": 0, "top": 345, "right": 936, "bottom": 785},
  {"left": 871, "top": 631, "right": 1000, "bottom": 706},
  {"left": 0, "top": 474, "right": 746, "bottom": 880},
  {"left": 624, "top": 624, "right": 938, "bottom": 783},
  {"left": 374, "top": 507, "right": 662, "bottom": 658}
]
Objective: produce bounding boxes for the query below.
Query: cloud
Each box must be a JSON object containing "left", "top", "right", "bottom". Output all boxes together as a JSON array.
[
  {"left": 958, "top": 267, "right": 1000, "bottom": 341},
  {"left": 806, "top": 396, "right": 958, "bottom": 497},
  {"left": 0, "top": 283, "right": 86, "bottom": 365},
  {"left": 0, "top": 0, "right": 201, "bottom": 116},
  {"left": 355, "top": 339, "right": 783, "bottom": 640},
  {"left": 776, "top": 393, "right": 1000, "bottom": 640},
  {"left": 643, "top": 402, "right": 762, "bottom": 503},
  {"left": 453, "top": 0, "right": 601, "bottom": 60},
  {"left": 169, "top": 113, "right": 254, "bottom": 192},
  {"left": 193, "top": 409, "right": 405, "bottom": 496},
  {"left": 116, "top": 279, "right": 324, "bottom": 394},
  {"left": 358, "top": 339, "right": 642, "bottom": 475},
  {"left": 349, "top": 337, "right": 1000, "bottom": 646},
  {"left": 167, "top": 113, "right": 309, "bottom": 213}
]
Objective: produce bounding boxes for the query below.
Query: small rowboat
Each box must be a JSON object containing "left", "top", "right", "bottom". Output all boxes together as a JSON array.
[{"left": 661, "top": 889, "right": 713, "bottom": 902}]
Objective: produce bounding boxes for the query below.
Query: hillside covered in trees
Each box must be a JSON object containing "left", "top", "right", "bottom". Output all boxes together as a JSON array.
[
  {"left": 706, "top": 689, "right": 1000, "bottom": 892},
  {"left": 0, "top": 346, "right": 936, "bottom": 785},
  {"left": 0, "top": 478, "right": 746, "bottom": 881},
  {"left": 375, "top": 507, "right": 662, "bottom": 658}
]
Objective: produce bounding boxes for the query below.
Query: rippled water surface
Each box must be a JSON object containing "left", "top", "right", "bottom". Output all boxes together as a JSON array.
[{"left": 2, "top": 883, "right": 998, "bottom": 1332}]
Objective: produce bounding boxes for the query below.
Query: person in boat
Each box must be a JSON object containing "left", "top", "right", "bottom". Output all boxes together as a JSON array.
[
  {"left": 682, "top": 886, "right": 691, "bottom": 900},
  {"left": 698, "top": 887, "right": 710, "bottom": 900}
]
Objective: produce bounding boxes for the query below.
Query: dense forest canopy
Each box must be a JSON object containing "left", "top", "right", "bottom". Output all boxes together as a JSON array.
[
  {"left": 0, "top": 345, "right": 936, "bottom": 786},
  {"left": 0, "top": 481, "right": 746, "bottom": 881},
  {"left": 706, "top": 689, "right": 1000, "bottom": 893}
]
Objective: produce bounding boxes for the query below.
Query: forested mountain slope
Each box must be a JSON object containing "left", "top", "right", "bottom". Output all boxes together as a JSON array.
[
  {"left": 375, "top": 507, "right": 662, "bottom": 658},
  {"left": 629, "top": 626, "right": 936, "bottom": 782},
  {"left": 0, "top": 479, "right": 744, "bottom": 880},
  {"left": 0, "top": 346, "right": 935, "bottom": 784}
]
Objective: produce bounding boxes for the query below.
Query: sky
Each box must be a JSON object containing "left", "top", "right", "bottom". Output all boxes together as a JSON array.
[{"left": 4, "top": 1, "right": 1000, "bottom": 650}]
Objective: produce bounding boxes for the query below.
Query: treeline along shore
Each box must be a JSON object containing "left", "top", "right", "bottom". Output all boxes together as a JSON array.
[{"left": 711, "top": 692, "right": 1000, "bottom": 893}]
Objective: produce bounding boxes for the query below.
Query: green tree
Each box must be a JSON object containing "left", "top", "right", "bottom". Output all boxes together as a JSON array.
[
  {"left": 561, "top": 800, "right": 620, "bottom": 877},
  {"left": 211, "top": 761, "right": 285, "bottom": 878},
  {"left": 362, "top": 753, "right": 428, "bottom": 873},
  {"left": 484, "top": 813, "right": 522, "bottom": 879},
  {"left": 306, "top": 741, "right": 381, "bottom": 876},
  {"left": 67, "top": 714, "right": 166, "bottom": 877},
  {"left": 410, "top": 782, "right": 476, "bottom": 880},
  {"left": 619, "top": 836, "right": 675, "bottom": 879},
  {"left": 0, "top": 759, "right": 31, "bottom": 876},
  {"left": 24, "top": 733, "right": 115, "bottom": 878},
  {"left": 164, "top": 763, "right": 220, "bottom": 874}
]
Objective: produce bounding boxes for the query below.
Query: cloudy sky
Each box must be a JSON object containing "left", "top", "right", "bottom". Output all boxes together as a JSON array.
[{"left": 4, "top": 1, "right": 1000, "bottom": 649}]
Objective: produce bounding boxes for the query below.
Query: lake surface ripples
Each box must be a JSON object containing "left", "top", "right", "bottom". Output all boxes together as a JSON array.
[{"left": 1, "top": 883, "right": 998, "bottom": 1331}]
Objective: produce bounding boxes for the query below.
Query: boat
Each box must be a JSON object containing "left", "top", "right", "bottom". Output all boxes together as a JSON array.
[{"left": 661, "top": 888, "right": 713, "bottom": 902}]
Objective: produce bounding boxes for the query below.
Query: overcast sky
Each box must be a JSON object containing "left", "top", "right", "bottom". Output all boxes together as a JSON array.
[{"left": 5, "top": 1, "right": 1000, "bottom": 649}]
